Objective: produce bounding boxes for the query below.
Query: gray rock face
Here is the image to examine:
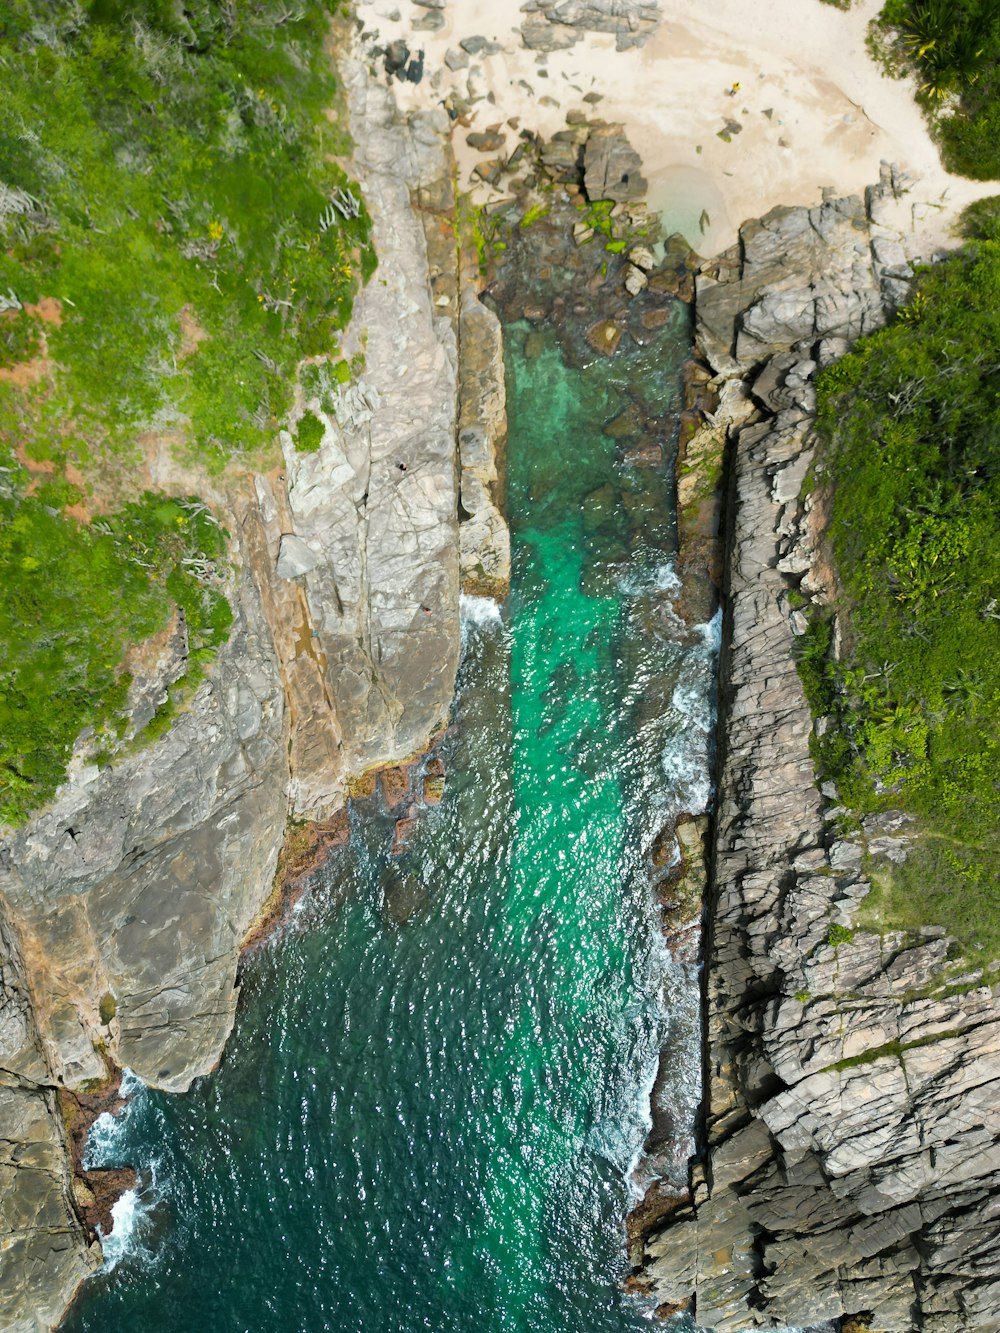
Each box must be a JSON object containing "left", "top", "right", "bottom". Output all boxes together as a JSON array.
[
  {"left": 262, "top": 54, "right": 461, "bottom": 815},
  {"left": 0, "top": 906, "right": 100, "bottom": 1330},
  {"left": 583, "top": 123, "right": 648, "bottom": 202},
  {"left": 520, "top": 0, "right": 661, "bottom": 52},
  {"left": 457, "top": 288, "right": 510, "bottom": 599},
  {"left": 0, "top": 34, "right": 472, "bottom": 1328},
  {"left": 638, "top": 169, "right": 1000, "bottom": 1331}
]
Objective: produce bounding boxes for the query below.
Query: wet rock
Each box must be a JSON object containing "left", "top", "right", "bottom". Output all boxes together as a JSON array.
[
  {"left": 621, "top": 437, "right": 662, "bottom": 467},
  {"left": 585, "top": 319, "right": 622, "bottom": 355},
  {"left": 624, "top": 263, "right": 648, "bottom": 296},
  {"left": 603, "top": 403, "right": 644, "bottom": 439}
]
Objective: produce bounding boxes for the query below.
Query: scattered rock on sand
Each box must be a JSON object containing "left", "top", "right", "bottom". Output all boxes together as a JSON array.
[{"left": 467, "top": 130, "right": 506, "bottom": 151}]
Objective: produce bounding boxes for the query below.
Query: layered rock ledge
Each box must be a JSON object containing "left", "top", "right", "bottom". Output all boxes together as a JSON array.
[{"left": 636, "top": 169, "right": 1000, "bottom": 1331}]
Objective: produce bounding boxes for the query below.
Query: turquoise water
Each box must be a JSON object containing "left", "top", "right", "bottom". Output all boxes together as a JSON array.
[{"left": 64, "top": 315, "right": 714, "bottom": 1332}]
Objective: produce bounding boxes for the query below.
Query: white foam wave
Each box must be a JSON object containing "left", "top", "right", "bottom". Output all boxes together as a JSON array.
[
  {"left": 99, "top": 1187, "right": 150, "bottom": 1271},
  {"left": 459, "top": 593, "right": 503, "bottom": 630},
  {"left": 697, "top": 607, "right": 722, "bottom": 652},
  {"left": 82, "top": 1068, "right": 146, "bottom": 1171},
  {"left": 616, "top": 559, "right": 681, "bottom": 598}
]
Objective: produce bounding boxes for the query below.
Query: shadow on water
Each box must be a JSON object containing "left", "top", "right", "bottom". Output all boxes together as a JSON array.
[{"left": 63, "top": 317, "right": 720, "bottom": 1333}]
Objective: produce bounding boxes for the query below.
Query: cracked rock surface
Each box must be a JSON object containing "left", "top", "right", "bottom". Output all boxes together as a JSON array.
[{"left": 638, "top": 168, "right": 1000, "bottom": 1331}]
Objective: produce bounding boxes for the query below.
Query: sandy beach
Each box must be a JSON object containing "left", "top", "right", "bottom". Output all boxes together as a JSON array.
[{"left": 358, "top": 0, "right": 997, "bottom": 258}]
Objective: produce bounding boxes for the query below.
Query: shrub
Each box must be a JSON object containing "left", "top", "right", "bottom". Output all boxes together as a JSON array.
[
  {"left": 810, "top": 219, "right": 1000, "bottom": 952},
  {"left": 873, "top": 1, "right": 1000, "bottom": 178},
  {"left": 294, "top": 409, "right": 325, "bottom": 453}
]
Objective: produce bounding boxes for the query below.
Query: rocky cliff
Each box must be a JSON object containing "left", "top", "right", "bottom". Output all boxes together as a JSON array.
[
  {"left": 635, "top": 169, "right": 1000, "bottom": 1332},
  {"left": 0, "top": 33, "right": 508, "bottom": 1331}
]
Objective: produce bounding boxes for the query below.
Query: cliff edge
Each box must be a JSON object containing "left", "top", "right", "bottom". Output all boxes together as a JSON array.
[
  {"left": 637, "top": 170, "right": 1000, "bottom": 1332},
  {"left": 0, "top": 31, "right": 512, "bottom": 1329}
]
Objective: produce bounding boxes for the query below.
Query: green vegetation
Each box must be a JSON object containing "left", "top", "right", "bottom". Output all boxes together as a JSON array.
[
  {"left": 519, "top": 202, "right": 551, "bottom": 229},
  {"left": 0, "top": 1, "right": 372, "bottom": 825},
  {"left": 828, "top": 923, "right": 856, "bottom": 948},
  {"left": 0, "top": 308, "right": 41, "bottom": 367},
  {"left": 294, "top": 408, "right": 325, "bottom": 453},
  {"left": 809, "top": 201, "right": 1000, "bottom": 959},
  {"left": 872, "top": 1, "right": 1000, "bottom": 178},
  {"left": 0, "top": 488, "right": 231, "bottom": 824},
  {"left": 0, "top": 0, "right": 372, "bottom": 470}
]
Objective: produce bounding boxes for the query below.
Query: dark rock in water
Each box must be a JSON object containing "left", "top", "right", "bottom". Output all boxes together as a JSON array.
[
  {"left": 581, "top": 483, "right": 618, "bottom": 532},
  {"left": 391, "top": 807, "right": 420, "bottom": 856},
  {"left": 603, "top": 403, "right": 644, "bottom": 439},
  {"left": 641, "top": 306, "right": 673, "bottom": 330},
  {"left": 523, "top": 303, "right": 548, "bottom": 323},
  {"left": 383, "top": 868, "right": 430, "bottom": 925},
  {"left": 584, "top": 124, "right": 647, "bottom": 202},
  {"left": 621, "top": 437, "right": 663, "bottom": 467},
  {"left": 585, "top": 319, "right": 622, "bottom": 356},
  {"left": 524, "top": 330, "right": 545, "bottom": 359}
]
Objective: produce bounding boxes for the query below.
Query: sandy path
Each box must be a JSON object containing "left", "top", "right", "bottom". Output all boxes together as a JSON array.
[{"left": 359, "top": 0, "right": 997, "bottom": 258}]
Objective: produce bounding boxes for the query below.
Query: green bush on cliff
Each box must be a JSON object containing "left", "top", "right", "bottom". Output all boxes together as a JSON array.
[
  {"left": 0, "top": 490, "right": 231, "bottom": 826},
  {"left": 873, "top": 0, "right": 1000, "bottom": 178},
  {"left": 812, "top": 211, "right": 1000, "bottom": 957},
  {"left": 0, "top": 1, "right": 372, "bottom": 825},
  {"left": 0, "top": 0, "right": 373, "bottom": 469}
]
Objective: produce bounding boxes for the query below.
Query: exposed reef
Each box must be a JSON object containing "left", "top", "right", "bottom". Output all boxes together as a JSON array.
[{"left": 634, "top": 168, "right": 1000, "bottom": 1331}]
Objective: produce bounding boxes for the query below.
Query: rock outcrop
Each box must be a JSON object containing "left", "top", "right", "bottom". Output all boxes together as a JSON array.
[
  {"left": 637, "top": 167, "right": 1000, "bottom": 1331},
  {"left": 0, "top": 29, "right": 500, "bottom": 1328},
  {"left": 520, "top": 0, "right": 661, "bottom": 52}
]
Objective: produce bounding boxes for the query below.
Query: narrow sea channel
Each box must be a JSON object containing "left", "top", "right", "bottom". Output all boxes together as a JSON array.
[{"left": 64, "top": 311, "right": 716, "bottom": 1332}]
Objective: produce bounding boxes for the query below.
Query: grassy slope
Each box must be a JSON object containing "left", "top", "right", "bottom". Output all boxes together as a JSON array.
[
  {"left": 0, "top": 0, "right": 372, "bottom": 825},
  {"left": 806, "top": 204, "right": 1000, "bottom": 964}
]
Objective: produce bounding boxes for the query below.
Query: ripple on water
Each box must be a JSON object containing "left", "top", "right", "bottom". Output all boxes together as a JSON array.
[{"left": 66, "top": 316, "right": 721, "bottom": 1333}]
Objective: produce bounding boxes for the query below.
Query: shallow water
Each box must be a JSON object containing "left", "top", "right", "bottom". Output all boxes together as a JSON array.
[{"left": 64, "top": 317, "right": 718, "bottom": 1332}]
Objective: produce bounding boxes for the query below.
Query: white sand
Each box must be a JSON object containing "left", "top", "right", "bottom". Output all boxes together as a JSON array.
[{"left": 359, "top": 0, "right": 997, "bottom": 258}]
